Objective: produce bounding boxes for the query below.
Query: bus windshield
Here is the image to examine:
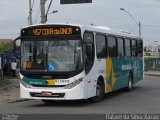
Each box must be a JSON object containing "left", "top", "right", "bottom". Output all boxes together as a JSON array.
[{"left": 21, "top": 39, "right": 83, "bottom": 72}]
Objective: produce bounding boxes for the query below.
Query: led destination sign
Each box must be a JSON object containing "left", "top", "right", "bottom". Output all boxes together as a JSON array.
[
  {"left": 33, "top": 28, "right": 73, "bottom": 36},
  {"left": 21, "top": 25, "right": 81, "bottom": 37}
]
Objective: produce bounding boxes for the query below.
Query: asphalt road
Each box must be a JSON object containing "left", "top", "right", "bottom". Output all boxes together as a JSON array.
[{"left": 0, "top": 76, "right": 160, "bottom": 115}]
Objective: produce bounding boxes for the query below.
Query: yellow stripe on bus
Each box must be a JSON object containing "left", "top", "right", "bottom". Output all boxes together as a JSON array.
[
  {"left": 106, "top": 58, "right": 112, "bottom": 81},
  {"left": 105, "top": 58, "right": 117, "bottom": 93},
  {"left": 47, "top": 79, "right": 55, "bottom": 85}
]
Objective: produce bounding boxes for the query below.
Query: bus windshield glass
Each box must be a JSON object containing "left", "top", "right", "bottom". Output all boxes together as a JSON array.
[{"left": 21, "top": 39, "right": 83, "bottom": 72}]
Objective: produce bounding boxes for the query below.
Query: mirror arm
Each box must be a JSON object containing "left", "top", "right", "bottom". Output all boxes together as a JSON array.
[{"left": 12, "top": 36, "right": 21, "bottom": 52}]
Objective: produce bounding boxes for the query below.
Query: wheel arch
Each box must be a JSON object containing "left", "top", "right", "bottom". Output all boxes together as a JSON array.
[
  {"left": 129, "top": 71, "right": 134, "bottom": 82},
  {"left": 97, "top": 75, "right": 105, "bottom": 93}
]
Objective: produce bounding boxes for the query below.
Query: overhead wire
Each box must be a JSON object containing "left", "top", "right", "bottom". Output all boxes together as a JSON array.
[
  {"left": 142, "top": 23, "right": 160, "bottom": 27},
  {"left": 129, "top": 24, "right": 138, "bottom": 33}
]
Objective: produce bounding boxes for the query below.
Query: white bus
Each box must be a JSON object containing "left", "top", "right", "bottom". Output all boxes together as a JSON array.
[{"left": 18, "top": 24, "right": 143, "bottom": 103}]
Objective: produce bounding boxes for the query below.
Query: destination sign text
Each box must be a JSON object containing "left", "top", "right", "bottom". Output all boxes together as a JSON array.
[{"left": 33, "top": 28, "right": 73, "bottom": 36}]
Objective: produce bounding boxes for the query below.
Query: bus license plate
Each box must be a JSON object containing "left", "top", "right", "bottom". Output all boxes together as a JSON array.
[{"left": 41, "top": 91, "right": 52, "bottom": 96}]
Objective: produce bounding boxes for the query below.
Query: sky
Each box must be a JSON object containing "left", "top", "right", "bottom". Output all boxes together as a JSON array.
[{"left": 0, "top": 0, "right": 160, "bottom": 46}]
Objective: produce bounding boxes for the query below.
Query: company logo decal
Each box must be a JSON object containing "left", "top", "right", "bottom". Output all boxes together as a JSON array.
[{"left": 106, "top": 58, "right": 117, "bottom": 93}]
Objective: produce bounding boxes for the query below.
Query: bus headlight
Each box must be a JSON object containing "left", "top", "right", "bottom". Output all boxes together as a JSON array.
[
  {"left": 64, "top": 78, "right": 83, "bottom": 89},
  {"left": 21, "top": 80, "right": 32, "bottom": 88}
]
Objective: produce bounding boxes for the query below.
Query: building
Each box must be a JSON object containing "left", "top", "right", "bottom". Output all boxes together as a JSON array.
[
  {"left": 144, "top": 44, "right": 160, "bottom": 71},
  {"left": 0, "top": 39, "right": 12, "bottom": 46},
  {"left": 144, "top": 45, "right": 160, "bottom": 52}
]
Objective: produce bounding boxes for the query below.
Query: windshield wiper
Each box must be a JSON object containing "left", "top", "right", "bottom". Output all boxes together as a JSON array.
[{"left": 64, "top": 40, "right": 75, "bottom": 51}]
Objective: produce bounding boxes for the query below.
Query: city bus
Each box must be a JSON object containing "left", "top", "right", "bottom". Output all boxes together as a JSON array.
[{"left": 17, "top": 23, "right": 143, "bottom": 103}]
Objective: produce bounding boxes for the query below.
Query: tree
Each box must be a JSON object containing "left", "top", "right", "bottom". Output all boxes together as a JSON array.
[{"left": 0, "top": 43, "right": 12, "bottom": 54}]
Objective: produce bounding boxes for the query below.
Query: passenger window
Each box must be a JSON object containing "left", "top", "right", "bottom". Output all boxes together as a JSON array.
[
  {"left": 125, "top": 38, "right": 131, "bottom": 57},
  {"left": 117, "top": 38, "right": 124, "bottom": 57},
  {"left": 138, "top": 40, "right": 143, "bottom": 57},
  {"left": 108, "top": 36, "right": 117, "bottom": 57},
  {"left": 132, "top": 39, "right": 137, "bottom": 57},
  {"left": 95, "top": 34, "right": 107, "bottom": 58}
]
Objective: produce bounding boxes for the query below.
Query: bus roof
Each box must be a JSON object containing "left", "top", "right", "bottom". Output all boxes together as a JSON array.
[
  {"left": 22, "top": 23, "right": 142, "bottom": 39},
  {"left": 81, "top": 25, "right": 142, "bottom": 39}
]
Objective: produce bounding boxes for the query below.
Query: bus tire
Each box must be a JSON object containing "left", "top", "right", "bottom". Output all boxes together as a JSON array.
[
  {"left": 127, "top": 73, "right": 133, "bottom": 91},
  {"left": 90, "top": 80, "right": 104, "bottom": 102}
]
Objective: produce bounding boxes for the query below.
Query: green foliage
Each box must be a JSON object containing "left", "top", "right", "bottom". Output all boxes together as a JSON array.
[
  {"left": 144, "top": 58, "right": 152, "bottom": 71},
  {"left": 0, "top": 44, "right": 12, "bottom": 53}
]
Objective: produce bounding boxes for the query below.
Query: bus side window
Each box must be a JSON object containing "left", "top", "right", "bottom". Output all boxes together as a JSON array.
[
  {"left": 107, "top": 36, "right": 117, "bottom": 58},
  {"left": 95, "top": 34, "right": 107, "bottom": 58},
  {"left": 83, "top": 32, "right": 94, "bottom": 74},
  {"left": 132, "top": 39, "right": 137, "bottom": 57},
  {"left": 138, "top": 40, "right": 143, "bottom": 57},
  {"left": 117, "top": 37, "right": 124, "bottom": 57},
  {"left": 125, "top": 38, "right": 131, "bottom": 57}
]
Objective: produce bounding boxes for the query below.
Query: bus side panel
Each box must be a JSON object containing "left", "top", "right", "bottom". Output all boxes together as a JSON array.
[
  {"left": 105, "top": 58, "right": 128, "bottom": 93},
  {"left": 133, "top": 57, "right": 143, "bottom": 83},
  {"left": 105, "top": 57, "right": 141, "bottom": 93},
  {"left": 84, "top": 59, "right": 106, "bottom": 98},
  {"left": 113, "top": 58, "right": 133, "bottom": 91}
]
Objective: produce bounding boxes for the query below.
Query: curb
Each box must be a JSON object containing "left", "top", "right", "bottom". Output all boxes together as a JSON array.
[{"left": 145, "top": 74, "right": 160, "bottom": 77}]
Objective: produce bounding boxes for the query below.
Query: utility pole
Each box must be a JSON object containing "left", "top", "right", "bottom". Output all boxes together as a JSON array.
[
  {"left": 40, "top": 0, "right": 47, "bottom": 24},
  {"left": 29, "top": 0, "right": 33, "bottom": 25},
  {"left": 120, "top": 8, "right": 141, "bottom": 36},
  {"left": 139, "top": 21, "right": 141, "bottom": 36}
]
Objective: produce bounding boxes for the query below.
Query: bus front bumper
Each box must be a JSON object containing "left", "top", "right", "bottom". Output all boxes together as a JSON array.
[{"left": 20, "top": 82, "right": 85, "bottom": 100}]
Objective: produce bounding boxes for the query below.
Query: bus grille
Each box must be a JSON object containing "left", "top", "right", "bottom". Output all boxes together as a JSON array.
[{"left": 30, "top": 92, "right": 65, "bottom": 98}]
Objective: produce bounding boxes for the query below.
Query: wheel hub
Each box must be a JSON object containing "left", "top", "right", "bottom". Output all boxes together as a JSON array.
[{"left": 96, "top": 85, "right": 101, "bottom": 96}]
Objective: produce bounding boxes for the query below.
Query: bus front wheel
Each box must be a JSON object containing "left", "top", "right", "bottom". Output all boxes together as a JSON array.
[{"left": 90, "top": 80, "right": 104, "bottom": 102}]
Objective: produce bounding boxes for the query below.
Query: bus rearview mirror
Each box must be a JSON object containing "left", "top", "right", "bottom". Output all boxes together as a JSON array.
[{"left": 13, "top": 37, "right": 21, "bottom": 52}]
